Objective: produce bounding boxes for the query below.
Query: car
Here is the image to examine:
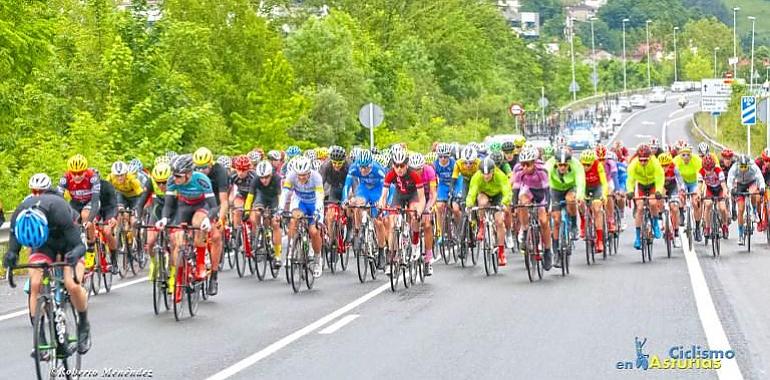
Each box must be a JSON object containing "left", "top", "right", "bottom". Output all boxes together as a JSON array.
[
  {"left": 609, "top": 107, "right": 622, "bottom": 126},
  {"left": 671, "top": 81, "right": 689, "bottom": 92},
  {"left": 630, "top": 94, "right": 646, "bottom": 108},
  {"left": 648, "top": 87, "right": 666, "bottom": 103},
  {"left": 618, "top": 97, "right": 632, "bottom": 112},
  {"left": 567, "top": 129, "right": 595, "bottom": 151}
]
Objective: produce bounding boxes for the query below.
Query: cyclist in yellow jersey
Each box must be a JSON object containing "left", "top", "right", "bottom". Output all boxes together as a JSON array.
[
  {"left": 674, "top": 145, "right": 704, "bottom": 241},
  {"left": 449, "top": 146, "right": 481, "bottom": 229},
  {"left": 145, "top": 163, "right": 172, "bottom": 286},
  {"left": 109, "top": 160, "right": 151, "bottom": 238},
  {"left": 626, "top": 144, "right": 665, "bottom": 250}
]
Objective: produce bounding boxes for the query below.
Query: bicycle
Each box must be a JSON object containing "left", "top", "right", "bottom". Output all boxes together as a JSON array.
[
  {"left": 251, "top": 207, "right": 280, "bottom": 281},
  {"left": 438, "top": 196, "right": 458, "bottom": 265},
  {"left": 382, "top": 207, "right": 420, "bottom": 292},
  {"left": 682, "top": 192, "right": 697, "bottom": 249},
  {"left": 115, "top": 209, "right": 142, "bottom": 278},
  {"left": 580, "top": 201, "right": 597, "bottom": 265},
  {"left": 702, "top": 196, "right": 723, "bottom": 258},
  {"left": 283, "top": 213, "right": 317, "bottom": 293},
  {"left": 323, "top": 202, "right": 350, "bottom": 273},
  {"left": 735, "top": 191, "right": 760, "bottom": 252},
  {"left": 167, "top": 224, "right": 208, "bottom": 321},
  {"left": 633, "top": 196, "right": 655, "bottom": 263},
  {"left": 231, "top": 206, "right": 256, "bottom": 278},
  {"left": 607, "top": 193, "right": 622, "bottom": 255},
  {"left": 660, "top": 197, "right": 675, "bottom": 259},
  {"left": 457, "top": 204, "right": 479, "bottom": 268},
  {"left": 471, "top": 205, "right": 503, "bottom": 276},
  {"left": 553, "top": 200, "right": 574, "bottom": 276},
  {"left": 515, "top": 203, "right": 545, "bottom": 282},
  {"left": 348, "top": 204, "right": 379, "bottom": 283},
  {"left": 83, "top": 222, "right": 113, "bottom": 296},
  {"left": 8, "top": 262, "right": 82, "bottom": 380},
  {"left": 220, "top": 215, "right": 234, "bottom": 271},
  {"left": 139, "top": 224, "right": 170, "bottom": 315}
]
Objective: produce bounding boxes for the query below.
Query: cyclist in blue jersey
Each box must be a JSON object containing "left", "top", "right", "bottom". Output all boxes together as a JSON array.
[
  {"left": 342, "top": 150, "right": 388, "bottom": 268},
  {"left": 434, "top": 143, "right": 462, "bottom": 244}
]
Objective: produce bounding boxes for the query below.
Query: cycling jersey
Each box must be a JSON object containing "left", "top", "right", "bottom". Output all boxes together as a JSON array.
[
  {"left": 109, "top": 173, "right": 144, "bottom": 198},
  {"left": 245, "top": 174, "right": 282, "bottom": 210},
  {"left": 342, "top": 163, "right": 386, "bottom": 203},
  {"left": 512, "top": 161, "right": 549, "bottom": 193},
  {"left": 727, "top": 162, "right": 765, "bottom": 190},
  {"left": 57, "top": 169, "right": 101, "bottom": 222},
  {"left": 663, "top": 164, "right": 685, "bottom": 193},
  {"left": 320, "top": 160, "right": 348, "bottom": 189},
  {"left": 434, "top": 158, "right": 456, "bottom": 187},
  {"left": 99, "top": 180, "right": 118, "bottom": 221},
  {"left": 229, "top": 171, "right": 256, "bottom": 198},
  {"left": 166, "top": 172, "right": 216, "bottom": 206},
  {"left": 279, "top": 170, "right": 324, "bottom": 219},
  {"left": 582, "top": 160, "right": 608, "bottom": 198},
  {"left": 452, "top": 158, "right": 480, "bottom": 180},
  {"left": 755, "top": 157, "right": 770, "bottom": 184},
  {"left": 698, "top": 167, "right": 725, "bottom": 188},
  {"left": 201, "top": 163, "right": 229, "bottom": 205},
  {"left": 544, "top": 157, "right": 585, "bottom": 195},
  {"left": 465, "top": 168, "right": 512, "bottom": 207},
  {"left": 418, "top": 164, "right": 437, "bottom": 209},
  {"left": 674, "top": 154, "right": 702, "bottom": 184},
  {"left": 602, "top": 159, "right": 619, "bottom": 192},
  {"left": 384, "top": 169, "right": 424, "bottom": 196},
  {"left": 626, "top": 156, "right": 664, "bottom": 193}
]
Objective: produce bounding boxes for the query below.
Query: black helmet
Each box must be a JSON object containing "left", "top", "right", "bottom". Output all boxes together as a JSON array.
[
  {"left": 501, "top": 141, "right": 515, "bottom": 152},
  {"left": 329, "top": 145, "right": 346, "bottom": 161},
  {"left": 171, "top": 154, "right": 193, "bottom": 174},
  {"left": 557, "top": 147, "right": 572, "bottom": 164},
  {"left": 490, "top": 151, "right": 504, "bottom": 166},
  {"left": 480, "top": 157, "right": 496, "bottom": 174}
]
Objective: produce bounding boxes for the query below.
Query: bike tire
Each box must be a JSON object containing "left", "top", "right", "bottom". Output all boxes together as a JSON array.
[
  {"left": 339, "top": 227, "right": 350, "bottom": 271},
  {"left": 255, "top": 244, "right": 267, "bottom": 281},
  {"left": 290, "top": 262, "right": 301, "bottom": 293},
  {"left": 470, "top": 239, "right": 479, "bottom": 267},
  {"left": 32, "top": 300, "right": 56, "bottom": 380},
  {"left": 187, "top": 280, "right": 200, "bottom": 317},
  {"left": 524, "top": 243, "right": 535, "bottom": 283},
  {"left": 153, "top": 274, "right": 163, "bottom": 316},
  {"left": 234, "top": 229, "right": 246, "bottom": 278},
  {"left": 403, "top": 260, "right": 412, "bottom": 289},
  {"left": 127, "top": 233, "right": 139, "bottom": 276},
  {"left": 389, "top": 256, "right": 399, "bottom": 292},
  {"left": 305, "top": 256, "right": 315, "bottom": 290},
  {"left": 665, "top": 214, "right": 672, "bottom": 259},
  {"left": 418, "top": 256, "right": 425, "bottom": 284}
]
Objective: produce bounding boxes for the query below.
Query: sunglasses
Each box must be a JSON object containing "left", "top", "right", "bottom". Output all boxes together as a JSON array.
[
  {"left": 739, "top": 165, "right": 749, "bottom": 170},
  {"left": 394, "top": 163, "right": 407, "bottom": 169},
  {"left": 522, "top": 162, "right": 534, "bottom": 167},
  {"left": 463, "top": 162, "right": 475, "bottom": 167},
  {"left": 639, "top": 159, "right": 649, "bottom": 163},
  {"left": 156, "top": 181, "right": 167, "bottom": 186},
  {"left": 332, "top": 160, "right": 345, "bottom": 166},
  {"left": 680, "top": 154, "right": 691, "bottom": 158},
  {"left": 260, "top": 175, "right": 272, "bottom": 180},
  {"left": 557, "top": 163, "right": 569, "bottom": 167},
  {"left": 194, "top": 166, "right": 209, "bottom": 171},
  {"left": 173, "top": 173, "right": 186, "bottom": 179},
  {"left": 72, "top": 170, "right": 86, "bottom": 176}
]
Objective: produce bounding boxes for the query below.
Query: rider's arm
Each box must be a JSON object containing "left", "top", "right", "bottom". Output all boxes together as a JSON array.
[
  {"left": 135, "top": 180, "right": 152, "bottom": 219},
  {"left": 598, "top": 163, "right": 608, "bottom": 199},
  {"left": 726, "top": 164, "right": 737, "bottom": 192},
  {"left": 498, "top": 170, "right": 512, "bottom": 206},
  {"left": 341, "top": 172, "right": 354, "bottom": 203},
  {"left": 653, "top": 160, "right": 664, "bottom": 194},
  {"left": 573, "top": 159, "right": 586, "bottom": 199},
  {"left": 86, "top": 174, "right": 101, "bottom": 222},
  {"left": 625, "top": 159, "right": 638, "bottom": 194},
  {"left": 753, "top": 164, "right": 766, "bottom": 190},
  {"left": 674, "top": 167, "right": 685, "bottom": 191},
  {"left": 465, "top": 172, "right": 480, "bottom": 207},
  {"left": 313, "top": 172, "right": 325, "bottom": 220},
  {"left": 161, "top": 191, "right": 177, "bottom": 220}
]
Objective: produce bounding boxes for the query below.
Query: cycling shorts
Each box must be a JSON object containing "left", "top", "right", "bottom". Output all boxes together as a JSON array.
[
  {"left": 585, "top": 185, "right": 603, "bottom": 201},
  {"left": 550, "top": 188, "right": 574, "bottom": 211}
]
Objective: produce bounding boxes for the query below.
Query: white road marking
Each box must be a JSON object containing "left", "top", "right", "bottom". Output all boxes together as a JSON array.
[
  {"left": 609, "top": 102, "right": 671, "bottom": 144},
  {"left": 679, "top": 229, "right": 744, "bottom": 380},
  {"left": 0, "top": 275, "right": 148, "bottom": 322},
  {"left": 206, "top": 283, "right": 390, "bottom": 380},
  {"left": 318, "top": 314, "right": 360, "bottom": 335},
  {"left": 642, "top": 121, "right": 656, "bottom": 125}
]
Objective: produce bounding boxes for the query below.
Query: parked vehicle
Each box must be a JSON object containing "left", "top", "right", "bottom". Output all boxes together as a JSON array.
[{"left": 630, "top": 94, "right": 647, "bottom": 109}]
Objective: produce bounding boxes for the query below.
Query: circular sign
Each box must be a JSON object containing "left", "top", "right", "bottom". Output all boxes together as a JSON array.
[
  {"left": 538, "top": 97, "right": 549, "bottom": 109},
  {"left": 509, "top": 103, "right": 524, "bottom": 117}
]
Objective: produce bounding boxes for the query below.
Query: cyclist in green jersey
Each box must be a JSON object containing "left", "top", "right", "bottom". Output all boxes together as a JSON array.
[
  {"left": 545, "top": 148, "right": 585, "bottom": 252},
  {"left": 466, "top": 158, "right": 512, "bottom": 266}
]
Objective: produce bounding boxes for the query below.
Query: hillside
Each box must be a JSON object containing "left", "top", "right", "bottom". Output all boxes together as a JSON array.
[{"left": 723, "top": 0, "right": 770, "bottom": 46}]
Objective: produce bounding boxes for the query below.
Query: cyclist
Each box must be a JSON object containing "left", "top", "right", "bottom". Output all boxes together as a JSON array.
[
  {"left": 650, "top": 137, "right": 664, "bottom": 157},
  {"left": 697, "top": 142, "right": 720, "bottom": 167},
  {"left": 490, "top": 150, "right": 512, "bottom": 175},
  {"left": 93, "top": 170, "right": 119, "bottom": 273},
  {"left": 659, "top": 152, "right": 685, "bottom": 247},
  {"left": 596, "top": 144, "right": 619, "bottom": 234},
  {"left": 192, "top": 147, "right": 228, "bottom": 295},
  {"left": 229, "top": 155, "right": 256, "bottom": 235},
  {"left": 698, "top": 155, "right": 729, "bottom": 240},
  {"left": 267, "top": 150, "right": 284, "bottom": 176},
  {"left": 320, "top": 146, "right": 350, "bottom": 243},
  {"left": 409, "top": 153, "right": 437, "bottom": 274},
  {"left": 674, "top": 145, "right": 703, "bottom": 240},
  {"left": 279, "top": 157, "right": 325, "bottom": 278},
  {"left": 466, "top": 157, "right": 512, "bottom": 266},
  {"left": 513, "top": 147, "right": 552, "bottom": 270},
  {"left": 379, "top": 149, "right": 426, "bottom": 276},
  {"left": 342, "top": 150, "right": 388, "bottom": 268},
  {"left": 434, "top": 143, "right": 460, "bottom": 247},
  {"left": 727, "top": 154, "right": 765, "bottom": 245},
  {"left": 283, "top": 146, "right": 302, "bottom": 176},
  {"left": 545, "top": 147, "right": 583, "bottom": 257},
  {"left": 245, "top": 161, "right": 283, "bottom": 267},
  {"left": 3, "top": 193, "right": 92, "bottom": 355},
  {"left": 579, "top": 150, "right": 608, "bottom": 253},
  {"left": 626, "top": 144, "right": 665, "bottom": 250},
  {"left": 145, "top": 163, "right": 172, "bottom": 286},
  {"left": 720, "top": 149, "right": 735, "bottom": 172},
  {"left": 57, "top": 154, "right": 101, "bottom": 254},
  {"left": 612, "top": 141, "right": 629, "bottom": 163},
  {"left": 155, "top": 154, "right": 219, "bottom": 298},
  {"left": 451, "top": 146, "right": 480, "bottom": 232},
  {"left": 109, "top": 160, "right": 151, "bottom": 233},
  {"left": 317, "top": 147, "right": 330, "bottom": 165}
]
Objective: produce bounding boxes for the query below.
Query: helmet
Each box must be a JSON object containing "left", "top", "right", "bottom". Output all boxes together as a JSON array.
[
  {"left": 375, "top": 154, "right": 388, "bottom": 167},
  {"left": 408, "top": 153, "right": 425, "bottom": 169},
  {"left": 437, "top": 143, "right": 451, "bottom": 156},
  {"left": 480, "top": 157, "right": 496, "bottom": 174},
  {"left": 357, "top": 150, "right": 373, "bottom": 167},
  {"left": 556, "top": 148, "right": 572, "bottom": 164},
  {"left": 293, "top": 157, "right": 311, "bottom": 174},
  {"left": 14, "top": 208, "right": 49, "bottom": 249},
  {"left": 489, "top": 142, "right": 502, "bottom": 153},
  {"left": 311, "top": 159, "right": 323, "bottom": 171},
  {"left": 232, "top": 155, "right": 251, "bottom": 171},
  {"left": 595, "top": 144, "right": 607, "bottom": 160},
  {"left": 649, "top": 137, "right": 660, "bottom": 149},
  {"left": 151, "top": 163, "right": 171, "bottom": 182},
  {"left": 425, "top": 152, "right": 437, "bottom": 163},
  {"left": 28, "top": 173, "right": 52, "bottom": 191},
  {"left": 763, "top": 148, "right": 770, "bottom": 161},
  {"left": 501, "top": 141, "right": 515, "bottom": 152},
  {"left": 519, "top": 147, "right": 537, "bottom": 163},
  {"left": 460, "top": 146, "right": 477, "bottom": 162},
  {"left": 477, "top": 144, "right": 488, "bottom": 154},
  {"left": 267, "top": 150, "right": 282, "bottom": 161},
  {"left": 154, "top": 155, "right": 171, "bottom": 166},
  {"left": 513, "top": 135, "right": 526, "bottom": 147},
  {"left": 165, "top": 150, "right": 178, "bottom": 159},
  {"left": 636, "top": 144, "right": 652, "bottom": 158},
  {"left": 675, "top": 139, "right": 687, "bottom": 149},
  {"left": 702, "top": 155, "right": 716, "bottom": 170},
  {"left": 247, "top": 150, "right": 262, "bottom": 163},
  {"left": 67, "top": 154, "right": 88, "bottom": 172},
  {"left": 171, "top": 154, "right": 194, "bottom": 174},
  {"left": 370, "top": 147, "right": 380, "bottom": 155},
  {"left": 658, "top": 152, "right": 673, "bottom": 166},
  {"left": 193, "top": 147, "right": 214, "bottom": 166},
  {"left": 255, "top": 160, "right": 273, "bottom": 177},
  {"left": 216, "top": 155, "right": 232, "bottom": 169},
  {"left": 720, "top": 149, "right": 734, "bottom": 159},
  {"left": 128, "top": 158, "right": 143, "bottom": 174},
  {"left": 391, "top": 149, "right": 408, "bottom": 165},
  {"left": 111, "top": 161, "right": 129, "bottom": 176},
  {"left": 580, "top": 150, "right": 596, "bottom": 165},
  {"left": 697, "top": 142, "right": 710, "bottom": 156},
  {"left": 317, "top": 147, "right": 329, "bottom": 160},
  {"left": 490, "top": 151, "right": 504, "bottom": 166},
  {"left": 662, "top": 144, "right": 671, "bottom": 153},
  {"left": 286, "top": 146, "right": 301, "bottom": 158},
  {"left": 738, "top": 154, "right": 752, "bottom": 167},
  {"left": 304, "top": 149, "right": 317, "bottom": 161},
  {"left": 329, "top": 146, "right": 346, "bottom": 161},
  {"left": 679, "top": 145, "right": 692, "bottom": 154}
]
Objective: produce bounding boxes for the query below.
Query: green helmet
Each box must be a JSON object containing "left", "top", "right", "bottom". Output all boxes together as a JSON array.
[
  {"left": 543, "top": 145, "right": 555, "bottom": 160},
  {"left": 489, "top": 142, "right": 502, "bottom": 152}
]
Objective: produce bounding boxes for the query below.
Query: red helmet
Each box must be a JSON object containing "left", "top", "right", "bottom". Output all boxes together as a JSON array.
[
  {"left": 233, "top": 155, "right": 251, "bottom": 171},
  {"left": 595, "top": 144, "right": 608, "bottom": 160},
  {"left": 702, "top": 155, "right": 716, "bottom": 170},
  {"left": 636, "top": 144, "right": 652, "bottom": 158},
  {"left": 762, "top": 148, "right": 770, "bottom": 161},
  {"left": 720, "top": 149, "right": 734, "bottom": 159}
]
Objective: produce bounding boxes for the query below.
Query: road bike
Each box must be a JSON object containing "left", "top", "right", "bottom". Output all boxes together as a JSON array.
[
  {"left": 516, "top": 203, "right": 545, "bottom": 282},
  {"left": 115, "top": 209, "right": 144, "bottom": 278},
  {"left": 83, "top": 222, "right": 113, "bottom": 296},
  {"left": 702, "top": 196, "right": 723, "bottom": 258},
  {"left": 231, "top": 206, "right": 256, "bottom": 278},
  {"left": 251, "top": 207, "right": 280, "bottom": 281},
  {"left": 457, "top": 204, "right": 479, "bottom": 268},
  {"left": 167, "top": 224, "right": 209, "bottom": 321},
  {"left": 323, "top": 202, "right": 350, "bottom": 273},
  {"left": 633, "top": 196, "right": 655, "bottom": 263},
  {"left": 382, "top": 207, "right": 420, "bottom": 292},
  {"left": 735, "top": 191, "right": 760, "bottom": 252},
  {"left": 284, "top": 213, "right": 317, "bottom": 293},
  {"left": 139, "top": 224, "right": 170, "bottom": 315},
  {"left": 471, "top": 205, "right": 503, "bottom": 276},
  {"left": 438, "top": 196, "right": 458, "bottom": 265},
  {"left": 348, "top": 204, "right": 379, "bottom": 283},
  {"left": 553, "top": 200, "right": 574, "bottom": 276}
]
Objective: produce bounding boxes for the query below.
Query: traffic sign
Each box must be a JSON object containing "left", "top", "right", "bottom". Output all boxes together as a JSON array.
[
  {"left": 701, "top": 78, "right": 731, "bottom": 113},
  {"left": 741, "top": 96, "right": 757, "bottom": 126},
  {"left": 590, "top": 72, "right": 599, "bottom": 85},
  {"left": 759, "top": 98, "right": 768, "bottom": 123},
  {"left": 569, "top": 81, "right": 580, "bottom": 93},
  {"left": 358, "top": 103, "right": 384, "bottom": 129},
  {"left": 538, "top": 97, "right": 549, "bottom": 108},
  {"left": 509, "top": 103, "right": 524, "bottom": 117},
  {"left": 729, "top": 57, "right": 739, "bottom": 65}
]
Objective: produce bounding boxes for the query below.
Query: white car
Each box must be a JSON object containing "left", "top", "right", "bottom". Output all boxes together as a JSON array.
[
  {"left": 671, "top": 81, "right": 689, "bottom": 92},
  {"left": 618, "top": 97, "right": 632, "bottom": 112},
  {"left": 648, "top": 87, "right": 666, "bottom": 103},
  {"left": 630, "top": 94, "right": 647, "bottom": 108},
  {"left": 610, "top": 109, "right": 622, "bottom": 126}
]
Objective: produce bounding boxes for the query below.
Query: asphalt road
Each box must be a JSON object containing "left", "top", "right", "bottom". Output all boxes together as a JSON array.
[{"left": 0, "top": 93, "right": 762, "bottom": 380}]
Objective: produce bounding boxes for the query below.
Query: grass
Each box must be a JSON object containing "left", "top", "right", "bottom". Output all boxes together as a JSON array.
[
  {"left": 691, "top": 111, "right": 768, "bottom": 154},
  {"left": 0, "top": 247, "right": 31, "bottom": 279}
]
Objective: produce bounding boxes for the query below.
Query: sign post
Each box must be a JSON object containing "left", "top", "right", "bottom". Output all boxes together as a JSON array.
[
  {"left": 358, "top": 103, "right": 384, "bottom": 150},
  {"left": 538, "top": 87, "right": 549, "bottom": 131},
  {"left": 741, "top": 96, "right": 757, "bottom": 155},
  {"left": 509, "top": 102, "right": 525, "bottom": 133}
]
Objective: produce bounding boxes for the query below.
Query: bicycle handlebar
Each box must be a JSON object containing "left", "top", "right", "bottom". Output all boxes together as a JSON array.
[{"left": 7, "top": 262, "right": 76, "bottom": 289}]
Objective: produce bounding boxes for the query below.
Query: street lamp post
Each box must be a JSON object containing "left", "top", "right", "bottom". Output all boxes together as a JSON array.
[
  {"left": 749, "top": 16, "right": 756, "bottom": 90},
  {"left": 673, "top": 26, "right": 679, "bottom": 83},
  {"left": 590, "top": 17, "right": 598, "bottom": 96},
  {"left": 646, "top": 20, "right": 652, "bottom": 88},
  {"left": 569, "top": 17, "right": 577, "bottom": 101},
  {"left": 733, "top": 7, "right": 740, "bottom": 78},
  {"left": 622, "top": 18, "right": 629, "bottom": 92},
  {"left": 714, "top": 47, "right": 720, "bottom": 77}
]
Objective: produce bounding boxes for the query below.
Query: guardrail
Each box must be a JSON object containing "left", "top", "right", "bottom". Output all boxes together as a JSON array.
[
  {"left": 559, "top": 87, "right": 652, "bottom": 112},
  {"left": 690, "top": 113, "right": 727, "bottom": 150}
]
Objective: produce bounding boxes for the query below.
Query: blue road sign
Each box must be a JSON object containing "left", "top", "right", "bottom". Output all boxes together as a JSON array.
[{"left": 741, "top": 96, "right": 756, "bottom": 126}]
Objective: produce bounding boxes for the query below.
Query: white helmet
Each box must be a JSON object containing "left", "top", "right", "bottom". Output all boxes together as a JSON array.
[
  {"left": 255, "top": 160, "right": 273, "bottom": 177},
  {"left": 312, "top": 159, "right": 323, "bottom": 171},
  {"left": 460, "top": 146, "right": 478, "bottom": 161},
  {"left": 111, "top": 161, "right": 129, "bottom": 176},
  {"left": 392, "top": 149, "right": 408, "bottom": 164},
  {"left": 293, "top": 157, "right": 312, "bottom": 175},
  {"left": 408, "top": 153, "right": 425, "bottom": 169},
  {"left": 28, "top": 173, "right": 52, "bottom": 191},
  {"left": 519, "top": 147, "right": 538, "bottom": 163}
]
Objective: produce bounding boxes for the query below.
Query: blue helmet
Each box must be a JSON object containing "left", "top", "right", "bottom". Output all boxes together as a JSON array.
[
  {"left": 128, "top": 158, "right": 143, "bottom": 174},
  {"left": 356, "top": 150, "right": 373, "bottom": 167},
  {"left": 286, "top": 146, "right": 301, "bottom": 158},
  {"left": 14, "top": 208, "right": 49, "bottom": 249}
]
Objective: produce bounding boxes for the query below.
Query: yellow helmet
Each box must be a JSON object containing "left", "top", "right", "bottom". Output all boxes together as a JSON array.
[
  {"left": 193, "top": 147, "right": 213, "bottom": 166},
  {"left": 514, "top": 135, "right": 527, "bottom": 147},
  {"left": 580, "top": 149, "right": 596, "bottom": 165},
  {"left": 317, "top": 147, "right": 329, "bottom": 160},
  {"left": 658, "top": 152, "right": 673, "bottom": 166},
  {"left": 67, "top": 154, "right": 88, "bottom": 172},
  {"left": 152, "top": 163, "right": 172, "bottom": 182}
]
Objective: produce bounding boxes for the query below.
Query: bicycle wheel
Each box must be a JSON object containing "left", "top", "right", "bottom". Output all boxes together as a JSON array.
[
  {"left": 470, "top": 234, "right": 479, "bottom": 267},
  {"left": 255, "top": 233, "right": 268, "bottom": 281},
  {"left": 187, "top": 279, "right": 201, "bottom": 317},
  {"left": 403, "top": 260, "right": 412, "bottom": 289},
  {"left": 173, "top": 259, "right": 189, "bottom": 321},
  {"left": 418, "top": 256, "right": 425, "bottom": 284},
  {"left": 389, "top": 252, "right": 399, "bottom": 292},
  {"left": 234, "top": 228, "right": 246, "bottom": 278},
  {"left": 355, "top": 233, "right": 368, "bottom": 284},
  {"left": 339, "top": 227, "right": 350, "bottom": 271},
  {"left": 483, "top": 237, "right": 493, "bottom": 276},
  {"left": 32, "top": 299, "right": 56, "bottom": 380},
  {"left": 665, "top": 211, "right": 672, "bottom": 259},
  {"left": 325, "top": 240, "right": 336, "bottom": 274},
  {"left": 224, "top": 230, "right": 235, "bottom": 270},
  {"left": 127, "top": 233, "right": 139, "bottom": 276},
  {"left": 524, "top": 235, "right": 535, "bottom": 282},
  {"left": 152, "top": 271, "right": 163, "bottom": 315},
  {"left": 747, "top": 206, "right": 753, "bottom": 253},
  {"left": 305, "top": 254, "right": 315, "bottom": 290},
  {"left": 533, "top": 230, "right": 543, "bottom": 280}
]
